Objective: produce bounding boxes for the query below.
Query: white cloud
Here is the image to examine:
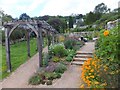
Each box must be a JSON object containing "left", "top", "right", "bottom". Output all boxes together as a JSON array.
[
  {"left": 0, "top": 0, "right": 119, "bottom": 17},
  {"left": 0, "top": 0, "right": 45, "bottom": 17},
  {"left": 40, "top": 0, "right": 119, "bottom": 16}
]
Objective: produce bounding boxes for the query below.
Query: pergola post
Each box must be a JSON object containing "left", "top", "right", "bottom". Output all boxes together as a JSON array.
[
  {"left": 47, "top": 31, "right": 51, "bottom": 51},
  {"left": 5, "top": 28, "right": 11, "bottom": 72},
  {"left": 52, "top": 33, "right": 55, "bottom": 45},
  {"left": 37, "top": 25, "right": 43, "bottom": 67},
  {"left": 26, "top": 30, "right": 30, "bottom": 57}
]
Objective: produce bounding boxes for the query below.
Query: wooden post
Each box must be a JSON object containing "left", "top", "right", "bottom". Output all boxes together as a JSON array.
[
  {"left": 5, "top": 28, "right": 11, "bottom": 72},
  {"left": 27, "top": 30, "right": 30, "bottom": 57},
  {"left": 37, "top": 25, "right": 43, "bottom": 67},
  {"left": 52, "top": 33, "right": 54, "bottom": 45}
]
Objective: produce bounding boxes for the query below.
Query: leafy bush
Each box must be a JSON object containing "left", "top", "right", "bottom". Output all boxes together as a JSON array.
[
  {"left": 66, "top": 49, "right": 76, "bottom": 56},
  {"left": 54, "top": 63, "right": 67, "bottom": 74},
  {"left": 64, "top": 39, "right": 77, "bottom": 50},
  {"left": 44, "top": 72, "right": 61, "bottom": 80},
  {"left": 44, "top": 72, "right": 56, "bottom": 80},
  {"left": 52, "top": 56, "right": 60, "bottom": 62},
  {"left": 29, "top": 74, "right": 42, "bottom": 85},
  {"left": 65, "top": 56, "right": 73, "bottom": 62},
  {"left": 65, "top": 49, "right": 76, "bottom": 62},
  {"left": 49, "top": 43, "right": 67, "bottom": 57}
]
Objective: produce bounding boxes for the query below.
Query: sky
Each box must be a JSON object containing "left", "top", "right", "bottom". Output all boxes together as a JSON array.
[{"left": 0, "top": 0, "right": 120, "bottom": 18}]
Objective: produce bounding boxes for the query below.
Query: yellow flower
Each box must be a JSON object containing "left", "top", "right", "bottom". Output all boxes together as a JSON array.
[
  {"left": 94, "top": 81, "right": 99, "bottom": 85},
  {"left": 86, "top": 76, "right": 89, "bottom": 79},
  {"left": 90, "top": 69, "right": 94, "bottom": 72},
  {"left": 80, "top": 84, "right": 84, "bottom": 88},
  {"left": 89, "top": 73, "right": 91, "bottom": 75},
  {"left": 104, "top": 30, "right": 109, "bottom": 36},
  {"left": 102, "top": 82, "right": 107, "bottom": 86},
  {"left": 90, "top": 76, "right": 94, "bottom": 78}
]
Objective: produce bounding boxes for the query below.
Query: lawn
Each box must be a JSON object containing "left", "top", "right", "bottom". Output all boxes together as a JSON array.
[{"left": 1, "top": 38, "right": 39, "bottom": 80}]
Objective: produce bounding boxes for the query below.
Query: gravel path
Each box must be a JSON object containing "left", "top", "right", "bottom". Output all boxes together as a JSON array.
[{"left": 1, "top": 42, "right": 95, "bottom": 88}]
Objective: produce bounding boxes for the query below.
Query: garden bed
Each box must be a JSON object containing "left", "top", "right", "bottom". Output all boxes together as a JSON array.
[{"left": 29, "top": 36, "right": 84, "bottom": 86}]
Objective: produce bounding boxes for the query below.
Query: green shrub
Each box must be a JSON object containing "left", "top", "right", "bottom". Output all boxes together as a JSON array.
[
  {"left": 54, "top": 63, "right": 67, "bottom": 74},
  {"left": 44, "top": 72, "right": 56, "bottom": 80},
  {"left": 49, "top": 43, "right": 67, "bottom": 57},
  {"left": 66, "top": 49, "right": 76, "bottom": 57},
  {"left": 42, "top": 53, "right": 49, "bottom": 67},
  {"left": 73, "top": 45, "right": 80, "bottom": 51},
  {"left": 64, "top": 39, "right": 77, "bottom": 50},
  {"left": 44, "top": 72, "right": 61, "bottom": 80},
  {"left": 66, "top": 56, "right": 73, "bottom": 62},
  {"left": 52, "top": 56, "right": 60, "bottom": 62},
  {"left": 54, "top": 73, "right": 61, "bottom": 78},
  {"left": 29, "top": 75, "right": 42, "bottom": 85}
]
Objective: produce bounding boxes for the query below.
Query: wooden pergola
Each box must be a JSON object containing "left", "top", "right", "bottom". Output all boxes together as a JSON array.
[{"left": 3, "top": 20, "right": 58, "bottom": 72}]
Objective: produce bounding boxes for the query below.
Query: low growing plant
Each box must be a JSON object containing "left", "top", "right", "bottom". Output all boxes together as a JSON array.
[
  {"left": 52, "top": 56, "right": 60, "bottom": 63},
  {"left": 54, "top": 63, "right": 67, "bottom": 74},
  {"left": 66, "top": 56, "right": 73, "bottom": 62},
  {"left": 49, "top": 43, "right": 67, "bottom": 57},
  {"left": 29, "top": 74, "right": 42, "bottom": 85}
]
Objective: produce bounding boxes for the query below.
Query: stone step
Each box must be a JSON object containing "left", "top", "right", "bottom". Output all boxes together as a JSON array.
[
  {"left": 75, "top": 54, "right": 93, "bottom": 58},
  {"left": 76, "top": 51, "right": 93, "bottom": 55},
  {"left": 73, "top": 57, "right": 88, "bottom": 61},
  {"left": 71, "top": 61, "right": 84, "bottom": 65}
]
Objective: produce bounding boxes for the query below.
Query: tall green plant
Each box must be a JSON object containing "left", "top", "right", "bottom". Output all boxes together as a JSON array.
[{"left": 95, "top": 26, "right": 119, "bottom": 88}]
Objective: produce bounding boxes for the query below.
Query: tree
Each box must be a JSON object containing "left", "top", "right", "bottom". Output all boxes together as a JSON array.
[
  {"left": 76, "top": 14, "right": 83, "bottom": 19},
  {"left": 94, "top": 3, "right": 108, "bottom": 13},
  {"left": 84, "top": 12, "right": 96, "bottom": 25},
  {"left": 40, "top": 15, "right": 50, "bottom": 21},
  {"left": 47, "top": 17, "right": 67, "bottom": 33},
  {"left": 19, "top": 13, "right": 30, "bottom": 20},
  {"left": 68, "top": 16, "right": 73, "bottom": 28},
  {"left": 2, "top": 14, "right": 12, "bottom": 22}
]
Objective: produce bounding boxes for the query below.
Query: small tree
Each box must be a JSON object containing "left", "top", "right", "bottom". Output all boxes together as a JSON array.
[
  {"left": 19, "top": 13, "right": 30, "bottom": 20},
  {"left": 68, "top": 16, "right": 73, "bottom": 28}
]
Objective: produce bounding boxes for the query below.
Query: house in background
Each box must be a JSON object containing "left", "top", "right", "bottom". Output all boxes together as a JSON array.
[{"left": 107, "top": 19, "right": 120, "bottom": 30}]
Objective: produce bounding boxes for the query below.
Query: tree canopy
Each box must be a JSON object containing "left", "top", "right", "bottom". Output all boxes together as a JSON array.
[{"left": 19, "top": 13, "right": 30, "bottom": 20}]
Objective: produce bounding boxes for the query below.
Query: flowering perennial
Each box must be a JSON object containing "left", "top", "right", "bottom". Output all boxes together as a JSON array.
[{"left": 103, "top": 30, "right": 109, "bottom": 36}]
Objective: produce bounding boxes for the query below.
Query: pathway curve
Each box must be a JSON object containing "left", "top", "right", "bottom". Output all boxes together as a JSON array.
[
  {"left": 1, "top": 42, "right": 95, "bottom": 88},
  {"left": 1, "top": 46, "right": 48, "bottom": 88}
]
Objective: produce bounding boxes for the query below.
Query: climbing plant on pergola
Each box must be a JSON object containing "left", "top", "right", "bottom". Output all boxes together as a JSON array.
[{"left": 3, "top": 20, "right": 58, "bottom": 72}]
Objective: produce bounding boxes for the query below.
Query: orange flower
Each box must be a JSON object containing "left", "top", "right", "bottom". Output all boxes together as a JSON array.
[
  {"left": 88, "top": 58, "right": 92, "bottom": 61},
  {"left": 90, "top": 69, "right": 94, "bottom": 72},
  {"left": 90, "top": 76, "right": 94, "bottom": 78},
  {"left": 104, "top": 30, "right": 109, "bottom": 36}
]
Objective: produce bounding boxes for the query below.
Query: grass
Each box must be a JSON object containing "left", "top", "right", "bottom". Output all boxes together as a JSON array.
[
  {"left": 0, "top": 44, "right": 2, "bottom": 80},
  {"left": 1, "top": 38, "right": 39, "bottom": 80}
]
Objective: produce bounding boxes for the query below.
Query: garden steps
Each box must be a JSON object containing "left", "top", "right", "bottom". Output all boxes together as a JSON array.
[
  {"left": 71, "top": 42, "right": 95, "bottom": 66},
  {"left": 75, "top": 54, "right": 93, "bottom": 58},
  {"left": 71, "top": 52, "right": 93, "bottom": 65},
  {"left": 76, "top": 51, "right": 93, "bottom": 55},
  {"left": 71, "top": 61, "right": 84, "bottom": 65},
  {"left": 73, "top": 58, "right": 88, "bottom": 61}
]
